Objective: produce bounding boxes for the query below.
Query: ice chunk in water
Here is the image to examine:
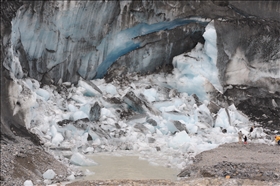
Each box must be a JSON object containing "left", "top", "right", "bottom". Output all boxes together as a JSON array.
[
  {"left": 84, "top": 169, "right": 95, "bottom": 176},
  {"left": 24, "top": 180, "right": 33, "bottom": 186},
  {"left": 43, "top": 169, "right": 56, "bottom": 180},
  {"left": 36, "top": 88, "right": 50, "bottom": 101},
  {"left": 84, "top": 147, "right": 94, "bottom": 153},
  {"left": 70, "top": 152, "right": 98, "bottom": 166}
]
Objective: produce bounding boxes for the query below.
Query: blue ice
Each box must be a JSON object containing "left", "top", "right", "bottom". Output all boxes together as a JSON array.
[{"left": 94, "top": 18, "right": 209, "bottom": 78}]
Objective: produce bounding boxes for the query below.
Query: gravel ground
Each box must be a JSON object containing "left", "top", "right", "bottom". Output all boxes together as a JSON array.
[
  {"left": 66, "top": 177, "right": 279, "bottom": 186},
  {"left": 178, "top": 142, "right": 280, "bottom": 181},
  {"left": 66, "top": 142, "right": 280, "bottom": 186},
  {"left": 1, "top": 137, "right": 279, "bottom": 186},
  {"left": 0, "top": 136, "right": 69, "bottom": 186}
]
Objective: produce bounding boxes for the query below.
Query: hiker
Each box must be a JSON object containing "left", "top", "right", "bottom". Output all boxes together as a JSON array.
[
  {"left": 248, "top": 126, "right": 254, "bottom": 139},
  {"left": 238, "top": 131, "right": 243, "bottom": 144},
  {"left": 244, "top": 135, "right": 247, "bottom": 144},
  {"left": 249, "top": 126, "right": 254, "bottom": 133}
]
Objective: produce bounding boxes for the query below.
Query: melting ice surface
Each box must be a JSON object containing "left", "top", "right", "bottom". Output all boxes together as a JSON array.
[{"left": 14, "top": 21, "right": 271, "bottom": 181}]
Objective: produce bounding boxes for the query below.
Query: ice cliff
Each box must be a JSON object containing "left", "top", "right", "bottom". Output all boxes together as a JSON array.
[{"left": 1, "top": 1, "right": 280, "bottom": 145}]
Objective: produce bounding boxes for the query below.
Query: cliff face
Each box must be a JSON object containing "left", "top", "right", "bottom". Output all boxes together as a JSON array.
[
  {"left": 4, "top": 1, "right": 254, "bottom": 83},
  {"left": 1, "top": 1, "right": 280, "bottom": 140}
]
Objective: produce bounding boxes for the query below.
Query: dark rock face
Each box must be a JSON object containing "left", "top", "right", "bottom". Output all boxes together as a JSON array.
[
  {"left": 223, "top": 86, "right": 280, "bottom": 134},
  {"left": 1, "top": 1, "right": 33, "bottom": 143},
  {"left": 214, "top": 18, "right": 280, "bottom": 132},
  {"left": 215, "top": 19, "right": 280, "bottom": 91},
  {"left": 0, "top": 1, "right": 23, "bottom": 28},
  {"left": 228, "top": 1, "right": 280, "bottom": 21}
]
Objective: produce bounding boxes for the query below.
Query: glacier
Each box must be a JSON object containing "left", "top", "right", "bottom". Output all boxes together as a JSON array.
[
  {"left": 10, "top": 1, "right": 209, "bottom": 83},
  {"left": 1, "top": 1, "right": 280, "bottom": 185},
  {"left": 19, "top": 66, "right": 270, "bottom": 173}
]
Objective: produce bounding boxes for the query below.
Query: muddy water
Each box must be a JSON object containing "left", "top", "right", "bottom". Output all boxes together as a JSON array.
[{"left": 79, "top": 153, "right": 179, "bottom": 181}]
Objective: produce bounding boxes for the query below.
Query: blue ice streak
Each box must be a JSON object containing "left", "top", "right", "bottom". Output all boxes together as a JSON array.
[{"left": 94, "top": 18, "right": 209, "bottom": 79}]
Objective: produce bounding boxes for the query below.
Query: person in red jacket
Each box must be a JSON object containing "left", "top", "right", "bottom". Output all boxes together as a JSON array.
[{"left": 244, "top": 135, "right": 247, "bottom": 144}]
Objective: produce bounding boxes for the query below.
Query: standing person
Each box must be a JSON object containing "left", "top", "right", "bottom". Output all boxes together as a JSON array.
[
  {"left": 238, "top": 131, "right": 243, "bottom": 144},
  {"left": 249, "top": 126, "right": 254, "bottom": 139},
  {"left": 244, "top": 135, "right": 247, "bottom": 144},
  {"left": 249, "top": 126, "right": 254, "bottom": 133}
]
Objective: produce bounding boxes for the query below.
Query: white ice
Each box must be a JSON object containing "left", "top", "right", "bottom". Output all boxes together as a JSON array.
[
  {"left": 23, "top": 180, "right": 33, "bottom": 186},
  {"left": 36, "top": 88, "right": 50, "bottom": 101},
  {"left": 71, "top": 111, "right": 88, "bottom": 121},
  {"left": 43, "top": 169, "right": 56, "bottom": 180},
  {"left": 70, "top": 152, "right": 98, "bottom": 166}
]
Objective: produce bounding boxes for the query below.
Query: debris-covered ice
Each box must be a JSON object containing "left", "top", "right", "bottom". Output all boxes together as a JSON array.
[{"left": 10, "top": 21, "right": 272, "bottom": 172}]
